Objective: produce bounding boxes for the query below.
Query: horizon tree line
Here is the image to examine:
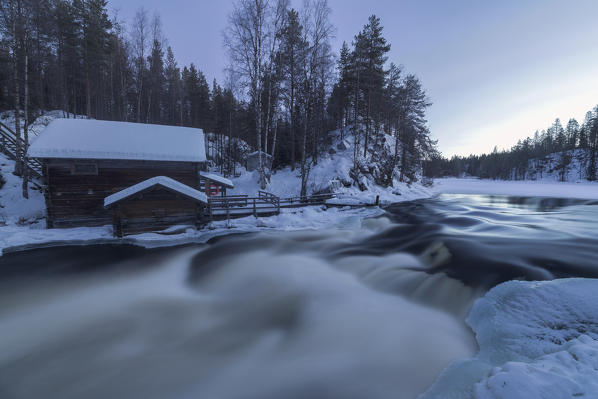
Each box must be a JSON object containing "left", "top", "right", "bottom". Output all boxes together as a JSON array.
[{"left": 427, "top": 106, "right": 598, "bottom": 181}]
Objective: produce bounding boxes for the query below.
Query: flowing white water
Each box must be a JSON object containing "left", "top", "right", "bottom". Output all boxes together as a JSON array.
[{"left": 0, "top": 229, "right": 476, "bottom": 399}]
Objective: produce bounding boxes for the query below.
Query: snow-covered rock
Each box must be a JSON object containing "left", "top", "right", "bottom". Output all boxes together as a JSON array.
[{"left": 421, "top": 278, "right": 598, "bottom": 399}]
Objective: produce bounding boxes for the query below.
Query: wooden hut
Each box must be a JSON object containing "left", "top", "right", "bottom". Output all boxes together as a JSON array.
[
  {"left": 104, "top": 176, "right": 208, "bottom": 237},
  {"left": 28, "top": 119, "right": 208, "bottom": 229},
  {"left": 199, "top": 172, "right": 234, "bottom": 197},
  {"left": 246, "top": 151, "right": 272, "bottom": 172}
]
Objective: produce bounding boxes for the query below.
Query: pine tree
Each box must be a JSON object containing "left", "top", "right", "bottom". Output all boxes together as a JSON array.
[
  {"left": 352, "top": 15, "right": 390, "bottom": 159},
  {"left": 279, "top": 8, "right": 306, "bottom": 170},
  {"left": 146, "top": 36, "right": 164, "bottom": 123},
  {"left": 164, "top": 46, "right": 180, "bottom": 125}
]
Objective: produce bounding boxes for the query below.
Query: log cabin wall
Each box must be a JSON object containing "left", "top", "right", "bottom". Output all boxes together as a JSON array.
[
  {"left": 111, "top": 187, "right": 205, "bottom": 236},
  {"left": 44, "top": 159, "right": 204, "bottom": 228}
]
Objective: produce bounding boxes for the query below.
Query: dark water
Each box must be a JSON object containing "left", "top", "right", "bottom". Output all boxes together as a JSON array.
[
  {"left": 1, "top": 194, "right": 597, "bottom": 399},
  {"left": 375, "top": 194, "right": 598, "bottom": 288}
]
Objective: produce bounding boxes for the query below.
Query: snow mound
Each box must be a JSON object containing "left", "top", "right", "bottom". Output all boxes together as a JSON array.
[{"left": 421, "top": 278, "right": 598, "bottom": 399}]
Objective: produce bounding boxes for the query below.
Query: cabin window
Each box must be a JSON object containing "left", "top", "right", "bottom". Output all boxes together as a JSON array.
[{"left": 71, "top": 163, "right": 98, "bottom": 175}]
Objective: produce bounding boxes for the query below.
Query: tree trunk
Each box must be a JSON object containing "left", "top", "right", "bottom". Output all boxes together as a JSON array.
[
  {"left": 257, "top": 101, "right": 265, "bottom": 188},
  {"left": 84, "top": 34, "right": 91, "bottom": 118},
  {"left": 352, "top": 69, "right": 360, "bottom": 173},
  {"left": 400, "top": 132, "right": 408, "bottom": 182},
  {"left": 137, "top": 63, "right": 143, "bottom": 122},
  {"left": 270, "top": 117, "right": 278, "bottom": 170},
  {"left": 392, "top": 124, "right": 400, "bottom": 184},
  {"left": 22, "top": 52, "right": 29, "bottom": 199},
  {"left": 264, "top": 73, "right": 271, "bottom": 156},
  {"left": 13, "top": 5, "right": 22, "bottom": 177},
  {"left": 364, "top": 88, "right": 370, "bottom": 158},
  {"left": 290, "top": 78, "right": 295, "bottom": 171},
  {"left": 300, "top": 103, "right": 310, "bottom": 198}
]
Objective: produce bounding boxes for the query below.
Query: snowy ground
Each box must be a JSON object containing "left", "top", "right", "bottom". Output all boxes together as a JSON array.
[
  {"left": 434, "top": 177, "right": 598, "bottom": 200},
  {"left": 229, "top": 167, "right": 432, "bottom": 205}
]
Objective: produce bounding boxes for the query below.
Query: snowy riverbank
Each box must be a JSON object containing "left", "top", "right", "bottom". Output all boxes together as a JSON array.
[
  {"left": 433, "top": 177, "right": 598, "bottom": 199},
  {"left": 3, "top": 163, "right": 598, "bottom": 255},
  {"left": 422, "top": 278, "right": 598, "bottom": 399}
]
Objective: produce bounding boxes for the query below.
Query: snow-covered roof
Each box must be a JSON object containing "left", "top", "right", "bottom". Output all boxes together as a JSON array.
[
  {"left": 104, "top": 176, "right": 208, "bottom": 207},
  {"left": 28, "top": 118, "right": 206, "bottom": 162},
  {"left": 199, "top": 172, "right": 234, "bottom": 188},
  {"left": 247, "top": 151, "right": 272, "bottom": 158}
]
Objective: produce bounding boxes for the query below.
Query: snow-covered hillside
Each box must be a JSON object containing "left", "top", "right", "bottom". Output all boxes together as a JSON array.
[
  {"left": 229, "top": 128, "right": 433, "bottom": 204},
  {"left": 521, "top": 149, "right": 592, "bottom": 182}
]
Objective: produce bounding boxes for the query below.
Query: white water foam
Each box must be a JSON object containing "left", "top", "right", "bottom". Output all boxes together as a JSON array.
[{"left": 0, "top": 234, "right": 476, "bottom": 399}]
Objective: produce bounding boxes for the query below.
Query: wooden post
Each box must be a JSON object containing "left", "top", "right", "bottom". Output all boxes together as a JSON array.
[
  {"left": 375, "top": 195, "right": 379, "bottom": 206},
  {"left": 113, "top": 205, "right": 123, "bottom": 238},
  {"left": 195, "top": 204, "right": 203, "bottom": 230},
  {"left": 226, "top": 199, "right": 230, "bottom": 223},
  {"left": 253, "top": 198, "right": 257, "bottom": 217}
]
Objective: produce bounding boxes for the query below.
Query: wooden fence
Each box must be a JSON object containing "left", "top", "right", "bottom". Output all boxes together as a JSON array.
[
  {"left": 279, "top": 193, "right": 337, "bottom": 208},
  {"left": 207, "top": 192, "right": 280, "bottom": 220}
]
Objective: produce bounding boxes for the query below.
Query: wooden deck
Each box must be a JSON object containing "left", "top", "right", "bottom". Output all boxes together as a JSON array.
[
  {"left": 206, "top": 191, "right": 341, "bottom": 221},
  {"left": 206, "top": 191, "right": 281, "bottom": 220}
]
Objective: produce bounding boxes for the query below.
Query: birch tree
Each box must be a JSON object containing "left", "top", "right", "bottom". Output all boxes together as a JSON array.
[
  {"left": 132, "top": 7, "right": 148, "bottom": 123},
  {"left": 224, "top": 0, "right": 270, "bottom": 189},
  {"left": 298, "top": 0, "right": 333, "bottom": 197},
  {"left": 263, "top": 0, "right": 288, "bottom": 160}
]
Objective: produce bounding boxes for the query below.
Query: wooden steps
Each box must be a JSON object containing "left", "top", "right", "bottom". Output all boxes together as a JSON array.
[{"left": 0, "top": 121, "right": 43, "bottom": 179}]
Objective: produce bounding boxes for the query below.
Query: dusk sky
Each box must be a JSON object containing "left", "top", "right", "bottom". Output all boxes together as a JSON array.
[{"left": 109, "top": 0, "right": 598, "bottom": 157}]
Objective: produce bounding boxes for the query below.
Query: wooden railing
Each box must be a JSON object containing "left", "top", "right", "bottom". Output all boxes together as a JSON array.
[
  {"left": 0, "top": 121, "right": 43, "bottom": 179},
  {"left": 207, "top": 192, "right": 280, "bottom": 220},
  {"left": 278, "top": 193, "right": 336, "bottom": 208},
  {"left": 208, "top": 194, "right": 249, "bottom": 208},
  {"left": 258, "top": 190, "right": 280, "bottom": 208},
  {"left": 205, "top": 190, "right": 382, "bottom": 221}
]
